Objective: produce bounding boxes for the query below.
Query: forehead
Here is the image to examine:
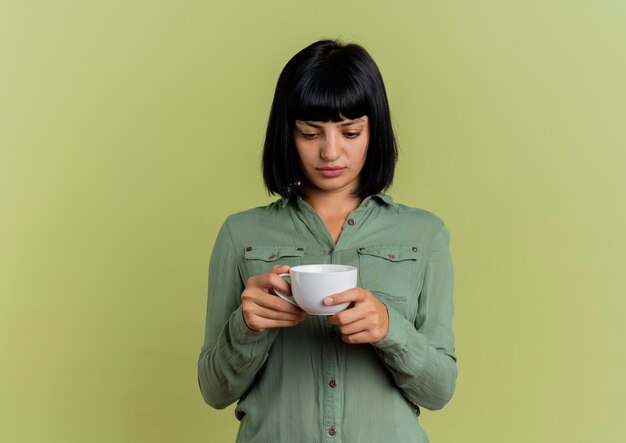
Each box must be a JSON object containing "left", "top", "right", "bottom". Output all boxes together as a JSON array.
[{"left": 295, "top": 116, "right": 368, "bottom": 128}]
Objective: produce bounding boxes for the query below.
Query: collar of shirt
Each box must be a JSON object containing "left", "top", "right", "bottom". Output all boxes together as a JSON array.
[{"left": 279, "top": 192, "right": 399, "bottom": 213}]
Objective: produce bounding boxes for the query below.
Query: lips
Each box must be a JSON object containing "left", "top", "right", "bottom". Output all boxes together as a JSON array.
[{"left": 317, "top": 167, "right": 346, "bottom": 178}]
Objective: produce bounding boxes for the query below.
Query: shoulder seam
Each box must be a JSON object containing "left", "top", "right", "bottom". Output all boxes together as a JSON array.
[
  {"left": 427, "top": 220, "right": 448, "bottom": 261},
  {"left": 223, "top": 216, "right": 238, "bottom": 252}
]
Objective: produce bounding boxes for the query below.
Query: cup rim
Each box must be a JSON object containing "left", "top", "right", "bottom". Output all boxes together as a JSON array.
[{"left": 290, "top": 264, "right": 357, "bottom": 274}]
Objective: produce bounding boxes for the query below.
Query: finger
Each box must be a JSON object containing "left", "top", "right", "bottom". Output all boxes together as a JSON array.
[
  {"left": 338, "top": 318, "right": 370, "bottom": 336},
  {"left": 252, "top": 272, "right": 292, "bottom": 295},
  {"left": 271, "top": 264, "right": 291, "bottom": 274},
  {"left": 252, "top": 304, "right": 306, "bottom": 322},
  {"left": 341, "top": 330, "right": 374, "bottom": 345},
  {"left": 256, "top": 291, "right": 305, "bottom": 314},
  {"left": 268, "top": 273, "right": 292, "bottom": 297},
  {"left": 326, "top": 305, "right": 366, "bottom": 326},
  {"left": 248, "top": 317, "right": 304, "bottom": 331},
  {"left": 247, "top": 270, "right": 291, "bottom": 291},
  {"left": 241, "top": 288, "right": 304, "bottom": 315},
  {"left": 323, "top": 288, "right": 366, "bottom": 306},
  {"left": 267, "top": 319, "right": 304, "bottom": 328}
]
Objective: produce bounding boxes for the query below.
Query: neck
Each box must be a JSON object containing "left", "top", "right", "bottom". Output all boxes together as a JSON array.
[{"left": 301, "top": 184, "right": 362, "bottom": 220}]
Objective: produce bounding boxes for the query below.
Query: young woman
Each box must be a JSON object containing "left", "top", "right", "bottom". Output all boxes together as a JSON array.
[{"left": 198, "top": 39, "right": 457, "bottom": 443}]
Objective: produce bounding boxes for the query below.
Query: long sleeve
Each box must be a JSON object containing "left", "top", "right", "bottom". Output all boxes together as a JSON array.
[
  {"left": 372, "top": 223, "right": 457, "bottom": 410},
  {"left": 197, "top": 218, "right": 280, "bottom": 409}
]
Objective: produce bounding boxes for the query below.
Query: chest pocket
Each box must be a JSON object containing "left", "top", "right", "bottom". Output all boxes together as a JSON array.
[
  {"left": 242, "top": 245, "right": 305, "bottom": 281},
  {"left": 357, "top": 246, "right": 420, "bottom": 314}
]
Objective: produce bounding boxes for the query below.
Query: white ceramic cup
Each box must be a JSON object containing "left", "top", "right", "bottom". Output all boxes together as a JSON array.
[{"left": 273, "top": 264, "right": 357, "bottom": 315}]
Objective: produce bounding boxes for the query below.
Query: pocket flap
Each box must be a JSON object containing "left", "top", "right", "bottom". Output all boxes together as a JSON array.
[
  {"left": 244, "top": 245, "right": 305, "bottom": 262},
  {"left": 357, "top": 246, "right": 419, "bottom": 262}
]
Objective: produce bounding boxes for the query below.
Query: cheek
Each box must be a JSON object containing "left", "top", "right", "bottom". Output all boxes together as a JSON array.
[
  {"left": 295, "top": 150, "right": 309, "bottom": 167},
  {"left": 293, "top": 143, "right": 306, "bottom": 163},
  {"left": 357, "top": 142, "right": 369, "bottom": 166},
  {"left": 296, "top": 145, "right": 318, "bottom": 167}
]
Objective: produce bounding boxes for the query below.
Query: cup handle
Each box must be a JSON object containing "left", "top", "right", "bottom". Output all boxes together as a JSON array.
[{"left": 273, "top": 273, "right": 298, "bottom": 306}]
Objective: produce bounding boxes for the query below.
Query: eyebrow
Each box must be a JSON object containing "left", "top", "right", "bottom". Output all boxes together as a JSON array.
[{"left": 298, "top": 118, "right": 365, "bottom": 128}]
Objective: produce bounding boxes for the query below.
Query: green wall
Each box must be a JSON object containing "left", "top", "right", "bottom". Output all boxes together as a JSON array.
[{"left": 2, "top": 1, "right": 625, "bottom": 441}]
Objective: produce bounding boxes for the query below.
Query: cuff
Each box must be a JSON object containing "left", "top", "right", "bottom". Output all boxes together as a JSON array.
[
  {"left": 229, "top": 304, "right": 277, "bottom": 346},
  {"left": 371, "top": 303, "right": 409, "bottom": 353}
]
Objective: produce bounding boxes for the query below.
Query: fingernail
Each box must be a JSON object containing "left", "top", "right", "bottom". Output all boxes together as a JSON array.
[{"left": 323, "top": 297, "right": 333, "bottom": 305}]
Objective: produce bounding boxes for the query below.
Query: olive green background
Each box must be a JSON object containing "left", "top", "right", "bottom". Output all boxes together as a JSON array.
[{"left": 1, "top": 1, "right": 625, "bottom": 442}]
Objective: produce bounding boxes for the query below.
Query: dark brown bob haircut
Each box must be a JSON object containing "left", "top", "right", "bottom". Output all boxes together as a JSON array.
[{"left": 262, "top": 39, "right": 398, "bottom": 199}]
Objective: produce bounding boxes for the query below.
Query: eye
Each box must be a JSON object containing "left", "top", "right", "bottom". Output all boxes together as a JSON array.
[
  {"left": 301, "top": 132, "right": 317, "bottom": 140},
  {"left": 344, "top": 132, "right": 361, "bottom": 139}
]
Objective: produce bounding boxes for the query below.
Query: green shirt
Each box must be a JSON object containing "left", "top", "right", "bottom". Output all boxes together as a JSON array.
[{"left": 198, "top": 193, "right": 457, "bottom": 443}]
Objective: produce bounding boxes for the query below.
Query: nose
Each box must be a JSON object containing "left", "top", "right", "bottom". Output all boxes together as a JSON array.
[{"left": 320, "top": 132, "right": 340, "bottom": 161}]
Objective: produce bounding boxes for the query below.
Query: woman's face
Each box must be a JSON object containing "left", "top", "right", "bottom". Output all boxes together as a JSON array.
[{"left": 293, "top": 115, "right": 369, "bottom": 197}]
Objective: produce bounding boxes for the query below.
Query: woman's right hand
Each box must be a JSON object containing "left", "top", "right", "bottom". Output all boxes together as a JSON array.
[{"left": 241, "top": 264, "right": 306, "bottom": 332}]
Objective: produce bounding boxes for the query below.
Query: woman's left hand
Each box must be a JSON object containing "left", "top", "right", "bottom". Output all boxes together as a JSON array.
[{"left": 324, "top": 288, "right": 389, "bottom": 344}]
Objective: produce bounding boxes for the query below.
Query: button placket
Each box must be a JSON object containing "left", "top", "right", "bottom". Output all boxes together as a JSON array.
[{"left": 323, "top": 320, "right": 341, "bottom": 441}]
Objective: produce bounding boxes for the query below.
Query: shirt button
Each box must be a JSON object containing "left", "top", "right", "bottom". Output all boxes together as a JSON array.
[
  {"left": 328, "top": 379, "right": 337, "bottom": 388},
  {"left": 347, "top": 218, "right": 356, "bottom": 226},
  {"left": 329, "top": 248, "right": 334, "bottom": 255},
  {"left": 388, "top": 253, "right": 395, "bottom": 260},
  {"left": 328, "top": 426, "right": 337, "bottom": 436},
  {"left": 412, "top": 246, "right": 418, "bottom": 252}
]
